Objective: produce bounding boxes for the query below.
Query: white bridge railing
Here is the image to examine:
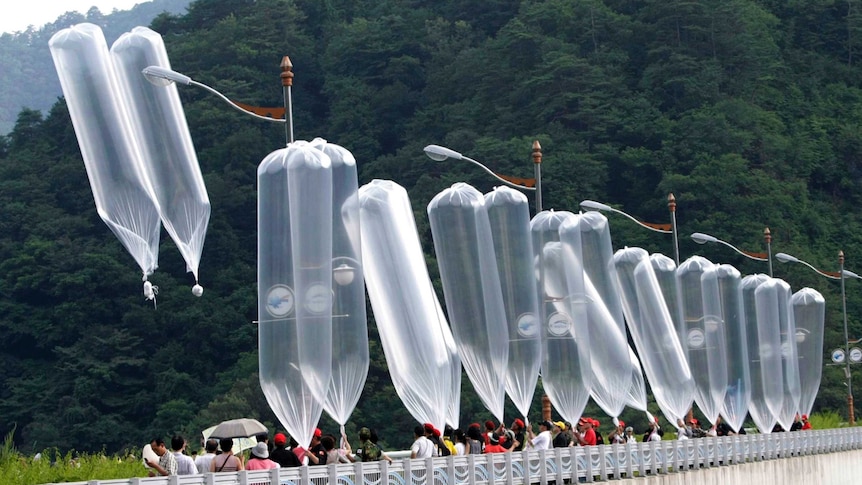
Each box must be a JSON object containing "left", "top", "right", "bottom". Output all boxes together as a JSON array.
[{"left": 51, "top": 428, "right": 862, "bottom": 485}]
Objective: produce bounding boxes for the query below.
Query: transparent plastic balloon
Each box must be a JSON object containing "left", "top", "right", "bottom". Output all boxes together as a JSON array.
[
  {"left": 49, "top": 23, "right": 160, "bottom": 291},
  {"left": 792, "top": 288, "right": 825, "bottom": 417},
  {"left": 613, "top": 247, "right": 693, "bottom": 424},
  {"left": 755, "top": 278, "right": 801, "bottom": 431},
  {"left": 531, "top": 211, "right": 591, "bottom": 424},
  {"left": 741, "top": 274, "right": 777, "bottom": 433},
  {"left": 485, "top": 187, "right": 541, "bottom": 419},
  {"left": 308, "top": 139, "right": 369, "bottom": 431},
  {"left": 677, "top": 256, "right": 727, "bottom": 424},
  {"left": 428, "top": 183, "right": 508, "bottom": 421},
  {"left": 704, "top": 265, "right": 749, "bottom": 433},
  {"left": 258, "top": 142, "right": 333, "bottom": 447},
  {"left": 626, "top": 347, "right": 649, "bottom": 412},
  {"left": 110, "top": 27, "right": 210, "bottom": 294},
  {"left": 650, "top": 254, "right": 687, "bottom": 354},
  {"left": 359, "top": 180, "right": 455, "bottom": 430},
  {"left": 562, "top": 212, "right": 630, "bottom": 419}
]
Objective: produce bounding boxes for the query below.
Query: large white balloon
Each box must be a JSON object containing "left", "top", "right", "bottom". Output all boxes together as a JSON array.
[
  {"left": 429, "top": 183, "right": 508, "bottom": 421},
  {"left": 359, "top": 180, "right": 455, "bottom": 430},
  {"left": 626, "top": 347, "right": 649, "bottom": 412},
  {"left": 309, "top": 139, "right": 369, "bottom": 430},
  {"left": 485, "top": 187, "right": 541, "bottom": 419},
  {"left": 614, "top": 247, "right": 693, "bottom": 423},
  {"left": 110, "top": 27, "right": 210, "bottom": 293},
  {"left": 792, "top": 288, "right": 825, "bottom": 417},
  {"left": 678, "top": 256, "right": 727, "bottom": 424},
  {"left": 741, "top": 274, "right": 778, "bottom": 433},
  {"left": 567, "top": 212, "right": 631, "bottom": 420},
  {"left": 706, "top": 265, "right": 750, "bottom": 433},
  {"left": 258, "top": 142, "right": 333, "bottom": 448},
  {"left": 49, "top": 23, "right": 160, "bottom": 293},
  {"left": 531, "top": 211, "right": 591, "bottom": 424},
  {"left": 755, "top": 278, "right": 801, "bottom": 432}
]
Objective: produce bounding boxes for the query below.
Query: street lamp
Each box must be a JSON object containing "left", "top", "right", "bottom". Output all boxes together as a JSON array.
[
  {"left": 423, "top": 142, "right": 542, "bottom": 213},
  {"left": 690, "top": 228, "right": 773, "bottom": 276},
  {"left": 777, "top": 250, "right": 856, "bottom": 425},
  {"left": 579, "top": 194, "right": 679, "bottom": 265},
  {"left": 143, "top": 58, "right": 293, "bottom": 143}
]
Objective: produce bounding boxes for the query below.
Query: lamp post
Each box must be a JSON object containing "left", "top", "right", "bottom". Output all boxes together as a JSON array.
[
  {"left": 423, "top": 142, "right": 542, "bottom": 213},
  {"left": 690, "top": 228, "right": 773, "bottom": 276},
  {"left": 776, "top": 250, "right": 856, "bottom": 425},
  {"left": 579, "top": 194, "right": 679, "bottom": 265}
]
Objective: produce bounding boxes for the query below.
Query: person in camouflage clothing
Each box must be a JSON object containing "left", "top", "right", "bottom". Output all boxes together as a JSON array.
[{"left": 356, "top": 427, "right": 392, "bottom": 463}]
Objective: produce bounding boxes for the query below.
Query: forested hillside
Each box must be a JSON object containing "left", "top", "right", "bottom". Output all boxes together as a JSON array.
[{"left": 2, "top": 0, "right": 862, "bottom": 454}]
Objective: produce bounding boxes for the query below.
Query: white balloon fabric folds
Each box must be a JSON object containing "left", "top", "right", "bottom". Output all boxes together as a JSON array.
[
  {"left": 310, "top": 139, "right": 369, "bottom": 429},
  {"left": 484, "top": 187, "right": 541, "bottom": 419},
  {"left": 257, "top": 142, "right": 333, "bottom": 448},
  {"left": 110, "top": 27, "right": 210, "bottom": 292},
  {"left": 568, "top": 211, "right": 631, "bottom": 419},
  {"left": 626, "top": 348, "right": 649, "bottom": 412},
  {"left": 677, "top": 256, "right": 727, "bottom": 424},
  {"left": 755, "top": 278, "right": 801, "bottom": 432},
  {"left": 792, "top": 288, "right": 825, "bottom": 417},
  {"left": 49, "top": 23, "right": 161, "bottom": 289},
  {"left": 359, "top": 180, "right": 456, "bottom": 430},
  {"left": 613, "top": 247, "right": 693, "bottom": 424},
  {"left": 741, "top": 274, "right": 778, "bottom": 433},
  {"left": 706, "top": 265, "right": 750, "bottom": 433},
  {"left": 428, "top": 183, "right": 509, "bottom": 421},
  {"left": 531, "top": 211, "right": 591, "bottom": 424}
]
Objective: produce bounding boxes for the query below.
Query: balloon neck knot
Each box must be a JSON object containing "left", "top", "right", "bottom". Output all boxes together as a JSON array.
[{"left": 143, "top": 281, "right": 159, "bottom": 309}]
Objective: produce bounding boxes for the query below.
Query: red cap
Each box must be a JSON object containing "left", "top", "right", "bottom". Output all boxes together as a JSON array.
[
  {"left": 618, "top": 420, "right": 625, "bottom": 427},
  {"left": 423, "top": 423, "right": 434, "bottom": 434},
  {"left": 432, "top": 428, "right": 441, "bottom": 437},
  {"left": 469, "top": 423, "right": 480, "bottom": 429},
  {"left": 689, "top": 418, "right": 698, "bottom": 425},
  {"left": 513, "top": 419, "right": 525, "bottom": 430},
  {"left": 485, "top": 420, "right": 496, "bottom": 431},
  {"left": 592, "top": 419, "right": 600, "bottom": 427},
  {"left": 313, "top": 428, "right": 322, "bottom": 438},
  {"left": 274, "top": 433, "right": 287, "bottom": 446},
  {"left": 802, "top": 414, "right": 808, "bottom": 420}
]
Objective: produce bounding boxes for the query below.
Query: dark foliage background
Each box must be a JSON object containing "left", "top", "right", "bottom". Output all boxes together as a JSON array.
[{"left": 2, "top": 0, "right": 862, "bottom": 454}]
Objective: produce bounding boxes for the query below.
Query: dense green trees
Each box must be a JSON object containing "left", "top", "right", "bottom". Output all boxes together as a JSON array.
[{"left": 2, "top": 0, "right": 862, "bottom": 454}]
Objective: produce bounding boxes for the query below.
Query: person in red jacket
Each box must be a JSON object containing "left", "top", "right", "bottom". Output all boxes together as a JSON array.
[
  {"left": 576, "top": 418, "right": 597, "bottom": 446},
  {"left": 483, "top": 433, "right": 507, "bottom": 453}
]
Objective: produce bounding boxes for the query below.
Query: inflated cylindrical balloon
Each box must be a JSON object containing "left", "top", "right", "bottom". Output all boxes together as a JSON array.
[
  {"left": 309, "top": 139, "right": 369, "bottom": 430},
  {"left": 429, "top": 183, "right": 509, "bottom": 421},
  {"left": 650, "top": 254, "right": 687, "bottom": 353},
  {"left": 566, "top": 212, "right": 631, "bottom": 420},
  {"left": 705, "top": 265, "right": 749, "bottom": 433},
  {"left": 485, "top": 187, "right": 541, "bottom": 419},
  {"left": 359, "top": 180, "right": 455, "bottom": 430},
  {"left": 110, "top": 27, "right": 210, "bottom": 293},
  {"left": 50, "top": 23, "right": 160, "bottom": 291},
  {"left": 792, "top": 288, "right": 825, "bottom": 417},
  {"left": 755, "top": 278, "right": 801, "bottom": 432},
  {"left": 531, "top": 211, "right": 591, "bottom": 424},
  {"left": 258, "top": 142, "right": 333, "bottom": 448},
  {"left": 741, "top": 274, "right": 777, "bottom": 433},
  {"left": 678, "top": 256, "right": 727, "bottom": 424},
  {"left": 614, "top": 247, "right": 693, "bottom": 423}
]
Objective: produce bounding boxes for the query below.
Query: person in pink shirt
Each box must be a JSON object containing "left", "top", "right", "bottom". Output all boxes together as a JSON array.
[{"left": 246, "top": 443, "right": 279, "bottom": 470}]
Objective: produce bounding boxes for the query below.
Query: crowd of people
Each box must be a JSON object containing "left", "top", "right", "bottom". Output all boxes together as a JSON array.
[{"left": 144, "top": 412, "right": 814, "bottom": 476}]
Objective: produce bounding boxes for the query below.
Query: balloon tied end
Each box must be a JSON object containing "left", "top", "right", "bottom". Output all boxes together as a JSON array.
[
  {"left": 192, "top": 284, "right": 204, "bottom": 297},
  {"left": 143, "top": 281, "right": 159, "bottom": 309}
]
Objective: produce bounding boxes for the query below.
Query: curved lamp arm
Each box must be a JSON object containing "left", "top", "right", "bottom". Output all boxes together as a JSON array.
[
  {"left": 775, "top": 252, "right": 841, "bottom": 280},
  {"left": 580, "top": 200, "right": 672, "bottom": 234},
  {"left": 691, "top": 232, "right": 768, "bottom": 261},
  {"left": 423, "top": 145, "right": 536, "bottom": 191},
  {"left": 142, "top": 66, "right": 285, "bottom": 124}
]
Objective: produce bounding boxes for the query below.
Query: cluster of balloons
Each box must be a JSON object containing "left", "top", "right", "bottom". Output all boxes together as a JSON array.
[
  {"left": 53, "top": 23, "right": 826, "bottom": 441},
  {"left": 50, "top": 24, "right": 209, "bottom": 301}
]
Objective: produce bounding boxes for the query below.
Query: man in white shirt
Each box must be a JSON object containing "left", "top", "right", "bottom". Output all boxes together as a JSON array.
[
  {"left": 194, "top": 439, "right": 218, "bottom": 474},
  {"left": 171, "top": 436, "right": 199, "bottom": 475},
  {"left": 526, "top": 420, "right": 553, "bottom": 450},
  {"left": 410, "top": 424, "right": 434, "bottom": 458}
]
